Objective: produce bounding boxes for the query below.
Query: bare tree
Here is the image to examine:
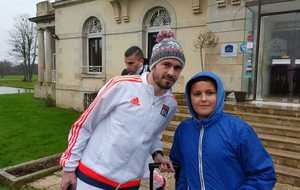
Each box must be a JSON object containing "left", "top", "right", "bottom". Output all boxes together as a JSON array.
[
  {"left": 9, "top": 14, "right": 37, "bottom": 82},
  {"left": 194, "top": 30, "right": 218, "bottom": 71}
]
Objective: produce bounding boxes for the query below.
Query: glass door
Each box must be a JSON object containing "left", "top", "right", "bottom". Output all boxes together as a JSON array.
[{"left": 259, "top": 12, "right": 300, "bottom": 99}]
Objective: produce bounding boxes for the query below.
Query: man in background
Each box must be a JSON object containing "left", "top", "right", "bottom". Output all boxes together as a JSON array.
[{"left": 121, "top": 46, "right": 149, "bottom": 75}]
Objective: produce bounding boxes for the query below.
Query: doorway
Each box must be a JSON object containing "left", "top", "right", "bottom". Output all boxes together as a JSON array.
[
  {"left": 143, "top": 6, "right": 171, "bottom": 62},
  {"left": 259, "top": 12, "right": 300, "bottom": 99},
  {"left": 147, "top": 32, "right": 159, "bottom": 60}
]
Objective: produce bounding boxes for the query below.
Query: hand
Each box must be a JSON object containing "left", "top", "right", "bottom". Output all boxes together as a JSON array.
[
  {"left": 61, "top": 171, "right": 77, "bottom": 190},
  {"left": 153, "top": 153, "right": 175, "bottom": 172}
]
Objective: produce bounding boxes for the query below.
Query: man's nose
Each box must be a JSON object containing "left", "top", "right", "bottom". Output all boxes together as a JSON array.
[{"left": 167, "top": 67, "right": 176, "bottom": 76}]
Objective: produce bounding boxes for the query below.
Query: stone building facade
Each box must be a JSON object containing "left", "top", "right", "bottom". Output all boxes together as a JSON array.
[{"left": 30, "top": 0, "right": 300, "bottom": 111}]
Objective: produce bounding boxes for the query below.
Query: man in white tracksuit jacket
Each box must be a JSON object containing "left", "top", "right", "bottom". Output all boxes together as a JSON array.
[
  {"left": 60, "top": 29, "right": 185, "bottom": 190},
  {"left": 122, "top": 45, "right": 166, "bottom": 190}
]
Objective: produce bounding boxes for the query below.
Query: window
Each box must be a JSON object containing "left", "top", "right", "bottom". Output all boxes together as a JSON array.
[
  {"left": 88, "top": 38, "right": 102, "bottom": 72},
  {"left": 149, "top": 7, "right": 171, "bottom": 27},
  {"left": 83, "top": 17, "right": 103, "bottom": 73},
  {"left": 144, "top": 7, "right": 171, "bottom": 59}
]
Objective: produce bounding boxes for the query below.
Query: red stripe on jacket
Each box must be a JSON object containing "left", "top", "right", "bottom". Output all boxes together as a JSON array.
[
  {"left": 78, "top": 162, "right": 141, "bottom": 188},
  {"left": 60, "top": 76, "right": 142, "bottom": 167}
]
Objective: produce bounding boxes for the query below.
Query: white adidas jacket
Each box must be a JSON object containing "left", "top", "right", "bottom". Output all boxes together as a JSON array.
[{"left": 60, "top": 73, "right": 177, "bottom": 183}]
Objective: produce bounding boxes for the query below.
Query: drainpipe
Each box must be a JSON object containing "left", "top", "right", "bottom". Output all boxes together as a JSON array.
[{"left": 253, "top": 0, "right": 262, "bottom": 100}]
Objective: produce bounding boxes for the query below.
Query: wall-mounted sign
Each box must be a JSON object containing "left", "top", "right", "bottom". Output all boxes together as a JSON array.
[
  {"left": 247, "top": 42, "right": 253, "bottom": 49},
  {"left": 247, "top": 34, "right": 254, "bottom": 42},
  {"left": 239, "top": 42, "right": 247, "bottom": 54},
  {"left": 221, "top": 43, "right": 237, "bottom": 57}
]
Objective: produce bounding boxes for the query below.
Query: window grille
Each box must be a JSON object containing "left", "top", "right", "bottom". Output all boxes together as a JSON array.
[
  {"left": 149, "top": 7, "right": 171, "bottom": 27},
  {"left": 86, "top": 17, "right": 102, "bottom": 34},
  {"left": 83, "top": 92, "right": 98, "bottom": 110}
]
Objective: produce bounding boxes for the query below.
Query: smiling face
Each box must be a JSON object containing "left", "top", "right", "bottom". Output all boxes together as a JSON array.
[{"left": 190, "top": 79, "right": 217, "bottom": 119}]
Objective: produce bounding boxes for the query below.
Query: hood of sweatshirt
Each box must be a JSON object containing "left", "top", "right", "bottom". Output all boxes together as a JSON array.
[{"left": 185, "top": 71, "right": 225, "bottom": 126}]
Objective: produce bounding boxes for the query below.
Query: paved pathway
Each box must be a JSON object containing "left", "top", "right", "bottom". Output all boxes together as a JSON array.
[
  {"left": 27, "top": 170, "right": 300, "bottom": 190},
  {"left": 28, "top": 171, "right": 62, "bottom": 190}
]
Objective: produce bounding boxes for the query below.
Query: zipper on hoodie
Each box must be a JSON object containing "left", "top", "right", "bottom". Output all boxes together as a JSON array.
[{"left": 198, "top": 125, "right": 206, "bottom": 190}]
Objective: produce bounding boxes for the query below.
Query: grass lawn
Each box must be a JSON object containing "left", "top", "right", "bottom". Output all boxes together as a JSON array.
[
  {"left": 0, "top": 93, "right": 80, "bottom": 168},
  {"left": 0, "top": 75, "right": 37, "bottom": 89}
]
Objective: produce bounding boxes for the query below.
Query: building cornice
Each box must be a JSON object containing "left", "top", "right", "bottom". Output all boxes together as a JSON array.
[
  {"left": 53, "top": 0, "right": 95, "bottom": 8},
  {"left": 245, "top": 0, "right": 296, "bottom": 7},
  {"left": 29, "top": 14, "right": 55, "bottom": 23}
]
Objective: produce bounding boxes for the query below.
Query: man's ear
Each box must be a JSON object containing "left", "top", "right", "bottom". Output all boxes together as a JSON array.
[{"left": 140, "top": 58, "right": 144, "bottom": 64}]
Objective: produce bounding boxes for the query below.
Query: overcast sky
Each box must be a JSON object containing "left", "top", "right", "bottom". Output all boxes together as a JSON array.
[{"left": 0, "top": 0, "right": 43, "bottom": 62}]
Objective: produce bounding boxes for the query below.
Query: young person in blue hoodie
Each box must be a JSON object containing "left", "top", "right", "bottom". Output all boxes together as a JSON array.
[{"left": 170, "top": 71, "right": 276, "bottom": 190}]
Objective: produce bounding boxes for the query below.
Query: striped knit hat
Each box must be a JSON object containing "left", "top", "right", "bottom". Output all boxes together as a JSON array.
[{"left": 149, "top": 30, "right": 185, "bottom": 70}]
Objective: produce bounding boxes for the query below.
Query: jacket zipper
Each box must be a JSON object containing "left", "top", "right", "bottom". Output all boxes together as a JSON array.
[{"left": 198, "top": 125, "right": 205, "bottom": 190}]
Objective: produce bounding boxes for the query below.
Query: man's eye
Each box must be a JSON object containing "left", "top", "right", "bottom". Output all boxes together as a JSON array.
[
  {"left": 163, "top": 63, "right": 171, "bottom": 67},
  {"left": 174, "top": 66, "right": 183, "bottom": 71}
]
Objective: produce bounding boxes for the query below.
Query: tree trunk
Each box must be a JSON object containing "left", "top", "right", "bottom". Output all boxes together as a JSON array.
[{"left": 200, "top": 48, "right": 204, "bottom": 71}]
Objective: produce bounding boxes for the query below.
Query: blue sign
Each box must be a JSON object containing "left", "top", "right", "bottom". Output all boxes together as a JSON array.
[
  {"left": 239, "top": 42, "right": 247, "bottom": 54},
  {"left": 221, "top": 43, "right": 237, "bottom": 57}
]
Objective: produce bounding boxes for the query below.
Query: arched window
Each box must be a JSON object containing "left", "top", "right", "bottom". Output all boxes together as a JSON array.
[
  {"left": 149, "top": 7, "right": 171, "bottom": 27},
  {"left": 83, "top": 17, "right": 103, "bottom": 73},
  {"left": 144, "top": 7, "right": 171, "bottom": 59}
]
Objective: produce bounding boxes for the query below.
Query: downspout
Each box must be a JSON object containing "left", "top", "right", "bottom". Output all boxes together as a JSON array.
[{"left": 253, "top": 0, "right": 262, "bottom": 100}]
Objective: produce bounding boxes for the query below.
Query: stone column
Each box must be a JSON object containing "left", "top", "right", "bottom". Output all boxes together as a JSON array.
[
  {"left": 44, "top": 29, "right": 53, "bottom": 83},
  {"left": 37, "top": 29, "right": 45, "bottom": 82}
]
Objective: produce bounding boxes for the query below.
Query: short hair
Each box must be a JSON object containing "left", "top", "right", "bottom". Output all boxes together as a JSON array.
[
  {"left": 196, "top": 77, "right": 217, "bottom": 90},
  {"left": 124, "top": 46, "right": 144, "bottom": 59},
  {"left": 189, "top": 77, "right": 217, "bottom": 94}
]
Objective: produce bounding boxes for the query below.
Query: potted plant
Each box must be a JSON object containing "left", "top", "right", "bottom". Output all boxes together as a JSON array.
[{"left": 234, "top": 91, "right": 247, "bottom": 102}]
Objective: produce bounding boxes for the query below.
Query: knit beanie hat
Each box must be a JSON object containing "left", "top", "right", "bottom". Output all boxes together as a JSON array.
[{"left": 149, "top": 30, "right": 185, "bottom": 70}]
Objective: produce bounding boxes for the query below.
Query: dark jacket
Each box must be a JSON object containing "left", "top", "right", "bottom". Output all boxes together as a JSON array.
[{"left": 169, "top": 71, "right": 276, "bottom": 190}]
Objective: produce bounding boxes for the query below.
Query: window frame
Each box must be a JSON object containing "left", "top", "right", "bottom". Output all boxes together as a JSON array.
[
  {"left": 83, "top": 17, "right": 103, "bottom": 75},
  {"left": 144, "top": 7, "right": 171, "bottom": 59}
]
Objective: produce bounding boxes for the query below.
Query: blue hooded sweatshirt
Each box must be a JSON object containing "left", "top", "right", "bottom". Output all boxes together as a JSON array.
[{"left": 169, "top": 71, "right": 276, "bottom": 190}]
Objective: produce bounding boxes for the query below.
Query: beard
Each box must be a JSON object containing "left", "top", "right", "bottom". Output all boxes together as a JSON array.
[{"left": 152, "top": 71, "right": 176, "bottom": 90}]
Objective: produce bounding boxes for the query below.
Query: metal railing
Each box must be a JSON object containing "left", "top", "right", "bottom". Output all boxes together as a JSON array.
[
  {"left": 82, "top": 65, "right": 103, "bottom": 73},
  {"left": 83, "top": 92, "right": 98, "bottom": 109},
  {"left": 51, "top": 70, "right": 56, "bottom": 82}
]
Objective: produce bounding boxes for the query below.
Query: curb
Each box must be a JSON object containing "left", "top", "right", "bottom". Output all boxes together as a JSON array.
[{"left": 0, "top": 153, "right": 61, "bottom": 187}]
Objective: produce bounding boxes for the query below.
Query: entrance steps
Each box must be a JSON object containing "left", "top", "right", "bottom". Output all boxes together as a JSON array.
[{"left": 162, "top": 93, "right": 300, "bottom": 187}]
